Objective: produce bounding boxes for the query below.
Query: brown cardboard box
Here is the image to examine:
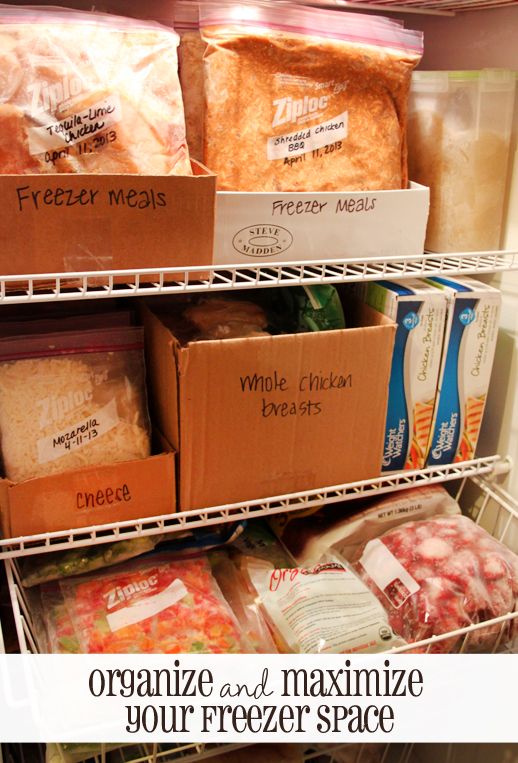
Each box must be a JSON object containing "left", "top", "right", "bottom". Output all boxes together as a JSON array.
[
  {"left": 144, "top": 300, "right": 396, "bottom": 511},
  {"left": 0, "top": 443, "right": 175, "bottom": 538},
  {"left": 0, "top": 162, "right": 215, "bottom": 276}
]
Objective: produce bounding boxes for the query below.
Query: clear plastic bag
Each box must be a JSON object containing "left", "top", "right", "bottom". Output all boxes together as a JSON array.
[
  {"left": 201, "top": 3, "right": 422, "bottom": 191},
  {"left": 0, "top": 326, "right": 151, "bottom": 481},
  {"left": 21, "top": 535, "right": 162, "bottom": 588},
  {"left": 0, "top": 4, "right": 190, "bottom": 175},
  {"left": 271, "top": 485, "right": 461, "bottom": 564},
  {"left": 175, "top": 0, "right": 205, "bottom": 162},
  {"left": 355, "top": 514, "right": 518, "bottom": 653},
  {"left": 60, "top": 553, "right": 247, "bottom": 654}
]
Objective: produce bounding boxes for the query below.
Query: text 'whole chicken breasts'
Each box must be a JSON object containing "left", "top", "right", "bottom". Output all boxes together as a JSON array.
[{"left": 0, "top": 5, "right": 191, "bottom": 175}]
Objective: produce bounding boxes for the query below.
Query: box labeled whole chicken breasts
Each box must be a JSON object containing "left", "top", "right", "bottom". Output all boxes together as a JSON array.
[
  {"left": 425, "top": 276, "right": 501, "bottom": 466},
  {"left": 143, "top": 299, "right": 396, "bottom": 511}
]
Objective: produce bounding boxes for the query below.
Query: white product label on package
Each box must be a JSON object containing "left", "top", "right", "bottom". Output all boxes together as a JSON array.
[
  {"left": 28, "top": 94, "right": 122, "bottom": 155},
  {"left": 252, "top": 562, "right": 399, "bottom": 654},
  {"left": 360, "top": 538, "right": 420, "bottom": 609},
  {"left": 37, "top": 397, "right": 119, "bottom": 464},
  {"left": 106, "top": 579, "right": 188, "bottom": 633},
  {"left": 267, "top": 111, "right": 348, "bottom": 161}
]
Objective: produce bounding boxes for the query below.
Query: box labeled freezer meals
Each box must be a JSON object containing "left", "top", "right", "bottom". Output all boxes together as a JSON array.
[
  {"left": 356, "top": 279, "right": 447, "bottom": 471},
  {"left": 213, "top": 183, "right": 430, "bottom": 265},
  {"left": 143, "top": 300, "right": 396, "bottom": 511},
  {"left": 0, "top": 163, "right": 215, "bottom": 277},
  {"left": 425, "top": 276, "right": 501, "bottom": 466}
]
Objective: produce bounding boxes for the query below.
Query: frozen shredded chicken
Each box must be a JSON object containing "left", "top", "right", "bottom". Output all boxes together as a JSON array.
[
  {"left": 0, "top": 329, "right": 151, "bottom": 482},
  {"left": 201, "top": 5, "right": 422, "bottom": 191},
  {"left": 0, "top": 6, "right": 191, "bottom": 175}
]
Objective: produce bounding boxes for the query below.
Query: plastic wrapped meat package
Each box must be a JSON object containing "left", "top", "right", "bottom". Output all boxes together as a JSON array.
[
  {"left": 355, "top": 514, "right": 518, "bottom": 652},
  {"left": 201, "top": 3, "right": 423, "bottom": 191},
  {"left": 0, "top": 5, "right": 191, "bottom": 175},
  {"left": 0, "top": 326, "right": 151, "bottom": 481},
  {"left": 37, "top": 554, "right": 247, "bottom": 654},
  {"left": 270, "top": 485, "right": 461, "bottom": 564}
]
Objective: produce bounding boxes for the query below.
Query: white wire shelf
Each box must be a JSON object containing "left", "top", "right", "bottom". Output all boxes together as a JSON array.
[
  {"left": 4, "top": 475, "right": 518, "bottom": 660},
  {"left": 0, "top": 455, "right": 506, "bottom": 561},
  {"left": 0, "top": 251, "right": 516, "bottom": 305}
]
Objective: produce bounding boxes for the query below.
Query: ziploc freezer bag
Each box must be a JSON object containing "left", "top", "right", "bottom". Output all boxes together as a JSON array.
[
  {"left": 247, "top": 554, "right": 405, "bottom": 654},
  {"left": 425, "top": 276, "right": 501, "bottom": 465},
  {"left": 60, "top": 554, "right": 247, "bottom": 654},
  {"left": 0, "top": 5, "right": 190, "bottom": 175},
  {"left": 0, "top": 326, "right": 151, "bottom": 481},
  {"left": 201, "top": 3, "right": 422, "bottom": 191}
]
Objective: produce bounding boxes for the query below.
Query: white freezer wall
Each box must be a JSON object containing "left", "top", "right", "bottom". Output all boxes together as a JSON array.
[{"left": 398, "top": 6, "right": 518, "bottom": 498}]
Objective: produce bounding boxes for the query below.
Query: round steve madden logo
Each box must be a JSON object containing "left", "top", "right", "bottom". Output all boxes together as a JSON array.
[{"left": 232, "top": 224, "right": 293, "bottom": 258}]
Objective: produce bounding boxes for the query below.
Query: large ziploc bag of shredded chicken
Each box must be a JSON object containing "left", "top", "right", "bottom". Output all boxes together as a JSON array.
[
  {"left": 0, "top": 5, "right": 191, "bottom": 175},
  {"left": 201, "top": 3, "right": 423, "bottom": 191},
  {"left": 0, "top": 326, "right": 151, "bottom": 481}
]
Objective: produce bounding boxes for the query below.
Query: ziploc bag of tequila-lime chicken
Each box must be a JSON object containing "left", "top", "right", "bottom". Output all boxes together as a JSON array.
[{"left": 0, "top": 5, "right": 190, "bottom": 174}]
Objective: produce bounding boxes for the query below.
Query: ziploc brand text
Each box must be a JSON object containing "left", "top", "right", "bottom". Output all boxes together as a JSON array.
[
  {"left": 425, "top": 277, "right": 501, "bottom": 466},
  {"left": 357, "top": 280, "right": 447, "bottom": 472}
]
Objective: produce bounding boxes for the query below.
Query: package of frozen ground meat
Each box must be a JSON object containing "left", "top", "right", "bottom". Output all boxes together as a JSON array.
[
  {"left": 0, "top": 5, "right": 190, "bottom": 175},
  {"left": 0, "top": 326, "right": 151, "bottom": 481},
  {"left": 355, "top": 514, "right": 518, "bottom": 652},
  {"left": 201, "top": 3, "right": 422, "bottom": 191}
]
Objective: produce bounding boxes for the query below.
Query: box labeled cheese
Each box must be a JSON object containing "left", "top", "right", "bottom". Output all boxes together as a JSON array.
[
  {"left": 425, "top": 276, "right": 501, "bottom": 466},
  {"left": 358, "top": 279, "right": 447, "bottom": 471}
]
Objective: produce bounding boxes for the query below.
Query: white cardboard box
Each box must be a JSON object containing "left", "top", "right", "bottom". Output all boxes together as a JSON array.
[{"left": 214, "top": 182, "right": 430, "bottom": 265}]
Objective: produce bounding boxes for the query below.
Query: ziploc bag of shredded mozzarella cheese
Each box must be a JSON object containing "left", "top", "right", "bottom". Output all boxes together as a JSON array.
[
  {"left": 246, "top": 554, "right": 405, "bottom": 654},
  {"left": 355, "top": 514, "right": 518, "bottom": 653},
  {"left": 59, "top": 554, "right": 247, "bottom": 654},
  {"left": 0, "top": 326, "right": 151, "bottom": 482},
  {"left": 201, "top": 3, "right": 423, "bottom": 191},
  {"left": 0, "top": 4, "right": 190, "bottom": 175}
]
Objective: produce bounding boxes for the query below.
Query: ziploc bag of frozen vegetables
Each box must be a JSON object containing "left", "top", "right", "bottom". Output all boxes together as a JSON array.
[
  {"left": 60, "top": 553, "right": 247, "bottom": 654},
  {"left": 0, "top": 326, "right": 151, "bottom": 481},
  {"left": 21, "top": 535, "right": 162, "bottom": 588}
]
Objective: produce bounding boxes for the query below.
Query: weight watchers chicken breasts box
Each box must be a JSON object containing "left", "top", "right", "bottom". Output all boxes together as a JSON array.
[
  {"left": 425, "top": 276, "right": 501, "bottom": 466},
  {"left": 356, "top": 279, "right": 447, "bottom": 472}
]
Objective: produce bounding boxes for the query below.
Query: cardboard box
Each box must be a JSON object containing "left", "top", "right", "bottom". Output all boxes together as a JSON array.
[
  {"left": 425, "top": 276, "right": 501, "bottom": 466},
  {"left": 213, "top": 182, "right": 429, "bottom": 265},
  {"left": 144, "top": 301, "right": 396, "bottom": 511},
  {"left": 0, "top": 162, "right": 215, "bottom": 276},
  {"left": 356, "top": 279, "right": 447, "bottom": 472},
  {"left": 0, "top": 436, "right": 175, "bottom": 538}
]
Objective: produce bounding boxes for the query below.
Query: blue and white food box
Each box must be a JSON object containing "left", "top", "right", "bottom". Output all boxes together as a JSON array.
[
  {"left": 356, "top": 279, "right": 447, "bottom": 472},
  {"left": 425, "top": 276, "right": 501, "bottom": 466}
]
